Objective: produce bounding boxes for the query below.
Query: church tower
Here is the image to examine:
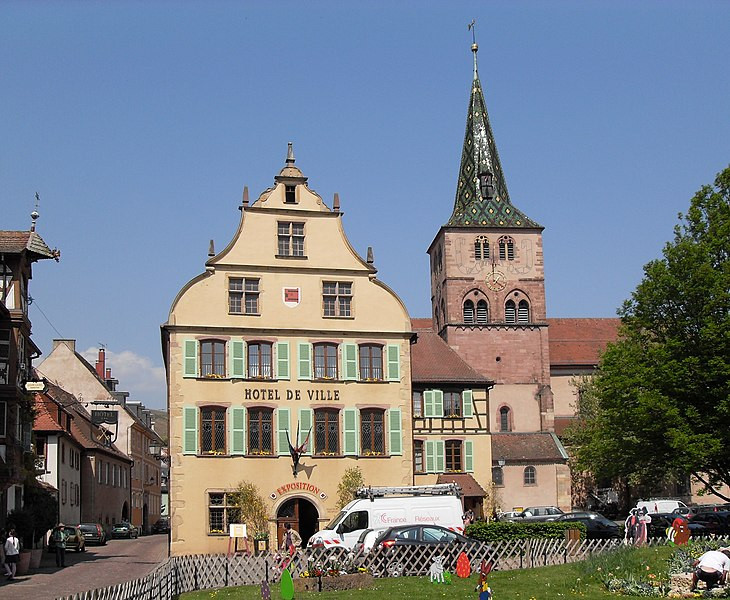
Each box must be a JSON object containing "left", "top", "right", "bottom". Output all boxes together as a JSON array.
[{"left": 427, "top": 40, "right": 554, "bottom": 435}]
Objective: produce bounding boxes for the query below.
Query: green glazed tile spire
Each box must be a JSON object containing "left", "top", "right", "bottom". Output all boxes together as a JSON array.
[{"left": 448, "top": 43, "right": 541, "bottom": 229}]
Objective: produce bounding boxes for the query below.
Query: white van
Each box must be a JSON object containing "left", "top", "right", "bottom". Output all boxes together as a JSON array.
[
  {"left": 635, "top": 499, "right": 687, "bottom": 514},
  {"left": 308, "top": 484, "right": 464, "bottom": 550}
]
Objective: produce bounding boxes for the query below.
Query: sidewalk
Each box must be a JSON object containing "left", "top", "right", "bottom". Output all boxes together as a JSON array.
[{"left": 0, "top": 534, "right": 169, "bottom": 600}]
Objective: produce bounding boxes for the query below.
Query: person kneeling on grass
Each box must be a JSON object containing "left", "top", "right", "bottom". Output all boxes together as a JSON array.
[{"left": 691, "top": 547, "right": 730, "bottom": 591}]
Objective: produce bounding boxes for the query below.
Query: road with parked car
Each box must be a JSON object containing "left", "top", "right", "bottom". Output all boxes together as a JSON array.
[{"left": 0, "top": 530, "right": 168, "bottom": 600}]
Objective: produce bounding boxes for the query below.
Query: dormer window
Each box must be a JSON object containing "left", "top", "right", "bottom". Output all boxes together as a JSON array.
[{"left": 285, "top": 185, "right": 296, "bottom": 204}]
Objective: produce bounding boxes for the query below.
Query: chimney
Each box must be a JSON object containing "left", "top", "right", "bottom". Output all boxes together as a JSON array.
[
  {"left": 95, "top": 348, "right": 106, "bottom": 378},
  {"left": 53, "top": 339, "right": 76, "bottom": 353},
  {"left": 105, "top": 368, "right": 112, "bottom": 379}
]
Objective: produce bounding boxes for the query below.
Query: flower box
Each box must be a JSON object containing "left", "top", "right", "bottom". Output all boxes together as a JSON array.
[{"left": 294, "top": 572, "right": 374, "bottom": 593}]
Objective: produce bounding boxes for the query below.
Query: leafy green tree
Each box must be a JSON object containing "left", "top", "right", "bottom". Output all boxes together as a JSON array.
[
  {"left": 229, "top": 480, "right": 269, "bottom": 538},
  {"left": 336, "top": 466, "right": 365, "bottom": 509},
  {"left": 568, "top": 166, "right": 730, "bottom": 501}
]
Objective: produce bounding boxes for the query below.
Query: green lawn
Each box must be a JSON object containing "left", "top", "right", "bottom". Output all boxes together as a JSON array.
[{"left": 179, "top": 545, "right": 677, "bottom": 599}]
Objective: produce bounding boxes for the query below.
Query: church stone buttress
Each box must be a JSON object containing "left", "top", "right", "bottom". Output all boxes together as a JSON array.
[{"left": 427, "top": 40, "right": 554, "bottom": 433}]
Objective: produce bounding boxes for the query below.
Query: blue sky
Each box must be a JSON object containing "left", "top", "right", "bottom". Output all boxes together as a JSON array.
[{"left": 3, "top": 1, "right": 729, "bottom": 409}]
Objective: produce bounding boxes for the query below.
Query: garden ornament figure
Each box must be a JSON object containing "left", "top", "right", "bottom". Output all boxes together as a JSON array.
[
  {"left": 476, "top": 559, "right": 493, "bottom": 599},
  {"left": 429, "top": 556, "right": 445, "bottom": 583}
]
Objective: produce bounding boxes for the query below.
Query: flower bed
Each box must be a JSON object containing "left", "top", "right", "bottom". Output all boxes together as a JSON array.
[{"left": 294, "top": 572, "right": 374, "bottom": 592}]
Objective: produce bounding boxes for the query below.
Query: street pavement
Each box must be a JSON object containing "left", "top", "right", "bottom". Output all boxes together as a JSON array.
[{"left": 0, "top": 533, "right": 169, "bottom": 600}]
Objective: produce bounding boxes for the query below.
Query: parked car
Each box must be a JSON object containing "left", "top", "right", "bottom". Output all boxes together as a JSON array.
[
  {"left": 689, "top": 512, "right": 730, "bottom": 535},
  {"left": 646, "top": 513, "right": 709, "bottom": 538},
  {"left": 635, "top": 499, "right": 687, "bottom": 514},
  {"left": 48, "top": 525, "right": 86, "bottom": 552},
  {"left": 497, "top": 511, "right": 521, "bottom": 521},
  {"left": 352, "top": 527, "right": 389, "bottom": 563},
  {"left": 514, "top": 506, "right": 564, "bottom": 522},
  {"left": 112, "top": 521, "right": 139, "bottom": 539},
  {"left": 373, "top": 524, "right": 475, "bottom": 551},
  {"left": 554, "top": 512, "right": 621, "bottom": 539},
  {"left": 79, "top": 522, "right": 107, "bottom": 545},
  {"left": 151, "top": 517, "right": 170, "bottom": 534}
]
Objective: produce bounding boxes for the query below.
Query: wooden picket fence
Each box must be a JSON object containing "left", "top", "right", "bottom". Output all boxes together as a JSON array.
[{"left": 58, "top": 535, "right": 730, "bottom": 600}]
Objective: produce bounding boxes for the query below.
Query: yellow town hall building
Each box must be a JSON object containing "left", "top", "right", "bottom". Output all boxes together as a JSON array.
[{"left": 162, "top": 144, "right": 493, "bottom": 555}]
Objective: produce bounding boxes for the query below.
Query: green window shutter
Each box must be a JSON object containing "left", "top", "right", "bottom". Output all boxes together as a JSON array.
[
  {"left": 435, "top": 440, "right": 445, "bottom": 473},
  {"left": 298, "top": 408, "right": 313, "bottom": 456},
  {"left": 465, "top": 440, "right": 474, "bottom": 472},
  {"left": 277, "top": 408, "right": 290, "bottom": 456},
  {"left": 343, "top": 408, "right": 358, "bottom": 455},
  {"left": 297, "top": 342, "right": 312, "bottom": 380},
  {"left": 230, "top": 340, "right": 245, "bottom": 379},
  {"left": 425, "top": 440, "right": 435, "bottom": 473},
  {"left": 389, "top": 408, "right": 402, "bottom": 455},
  {"left": 434, "top": 390, "right": 444, "bottom": 418},
  {"left": 183, "top": 340, "right": 198, "bottom": 378},
  {"left": 386, "top": 344, "right": 400, "bottom": 381},
  {"left": 276, "top": 342, "right": 290, "bottom": 380},
  {"left": 343, "top": 343, "right": 358, "bottom": 380},
  {"left": 183, "top": 406, "right": 198, "bottom": 455},
  {"left": 231, "top": 407, "right": 246, "bottom": 455},
  {"left": 424, "top": 390, "right": 434, "bottom": 418},
  {"left": 462, "top": 389, "right": 473, "bottom": 418}
]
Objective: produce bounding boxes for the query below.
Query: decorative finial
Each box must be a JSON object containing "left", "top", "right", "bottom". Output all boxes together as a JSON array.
[
  {"left": 366, "top": 246, "right": 374, "bottom": 264},
  {"left": 31, "top": 192, "right": 40, "bottom": 232},
  {"left": 242, "top": 185, "right": 249, "bottom": 207},
  {"left": 208, "top": 240, "right": 215, "bottom": 257},
  {"left": 468, "top": 19, "right": 478, "bottom": 79},
  {"left": 333, "top": 193, "right": 340, "bottom": 212},
  {"left": 286, "top": 142, "right": 295, "bottom": 165}
]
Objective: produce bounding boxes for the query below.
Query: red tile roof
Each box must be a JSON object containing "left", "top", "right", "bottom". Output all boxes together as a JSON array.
[
  {"left": 436, "top": 473, "right": 487, "bottom": 497},
  {"left": 410, "top": 322, "right": 491, "bottom": 385},
  {"left": 33, "top": 393, "right": 66, "bottom": 432},
  {"left": 492, "top": 433, "right": 569, "bottom": 463},
  {"left": 0, "top": 230, "right": 57, "bottom": 260},
  {"left": 548, "top": 318, "right": 621, "bottom": 367}
]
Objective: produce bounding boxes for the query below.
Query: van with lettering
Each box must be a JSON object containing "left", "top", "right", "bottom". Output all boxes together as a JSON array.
[{"left": 307, "top": 484, "right": 464, "bottom": 550}]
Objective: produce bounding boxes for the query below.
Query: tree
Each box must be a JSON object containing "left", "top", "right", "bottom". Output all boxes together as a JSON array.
[
  {"left": 567, "top": 166, "right": 730, "bottom": 501},
  {"left": 336, "top": 467, "right": 365, "bottom": 509},
  {"left": 228, "top": 480, "right": 269, "bottom": 538}
]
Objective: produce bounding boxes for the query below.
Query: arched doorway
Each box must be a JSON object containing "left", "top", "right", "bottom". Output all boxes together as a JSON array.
[
  {"left": 121, "top": 501, "right": 129, "bottom": 522},
  {"left": 276, "top": 497, "right": 319, "bottom": 549}
]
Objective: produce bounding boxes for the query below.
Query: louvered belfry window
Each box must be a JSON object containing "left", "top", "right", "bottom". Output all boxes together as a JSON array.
[
  {"left": 505, "top": 300, "right": 516, "bottom": 324},
  {"left": 474, "top": 236, "right": 489, "bottom": 260},
  {"left": 201, "top": 407, "right": 226, "bottom": 454},
  {"left": 315, "top": 408, "right": 339, "bottom": 454},
  {"left": 499, "top": 236, "right": 515, "bottom": 260},
  {"left": 476, "top": 300, "right": 488, "bottom": 323},
  {"left": 518, "top": 300, "right": 530, "bottom": 323},
  {"left": 360, "top": 409, "right": 384, "bottom": 454},
  {"left": 463, "top": 300, "right": 475, "bottom": 323}
]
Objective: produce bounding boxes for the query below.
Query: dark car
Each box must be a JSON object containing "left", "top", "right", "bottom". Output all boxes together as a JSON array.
[
  {"left": 554, "top": 512, "right": 621, "bottom": 539},
  {"left": 646, "top": 513, "right": 708, "bottom": 538},
  {"left": 689, "top": 512, "right": 730, "bottom": 535},
  {"left": 48, "top": 525, "right": 86, "bottom": 552},
  {"left": 112, "top": 521, "right": 139, "bottom": 539},
  {"left": 373, "top": 524, "right": 472, "bottom": 550},
  {"left": 79, "top": 522, "right": 107, "bottom": 545},
  {"left": 151, "top": 517, "right": 170, "bottom": 534}
]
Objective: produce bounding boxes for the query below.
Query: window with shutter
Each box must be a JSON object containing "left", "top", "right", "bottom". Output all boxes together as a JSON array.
[
  {"left": 476, "top": 300, "right": 488, "bottom": 323},
  {"left": 386, "top": 344, "right": 400, "bottom": 381},
  {"left": 276, "top": 342, "right": 290, "bottom": 380},
  {"left": 505, "top": 300, "right": 516, "bottom": 324},
  {"left": 183, "top": 339, "right": 198, "bottom": 378},
  {"left": 388, "top": 409, "right": 402, "bottom": 455},
  {"left": 314, "top": 408, "right": 339, "bottom": 455},
  {"left": 343, "top": 408, "right": 358, "bottom": 455},
  {"left": 248, "top": 407, "right": 273, "bottom": 455},
  {"left": 462, "top": 390, "right": 473, "bottom": 418},
  {"left": 277, "top": 408, "right": 290, "bottom": 456},
  {"left": 518, "top": 300, "right": 530, "bottom": 323}
]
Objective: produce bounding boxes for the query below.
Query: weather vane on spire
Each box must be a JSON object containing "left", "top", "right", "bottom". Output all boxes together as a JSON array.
[{"left": 468, "top": 19, "right": 476, "bottom": 44}]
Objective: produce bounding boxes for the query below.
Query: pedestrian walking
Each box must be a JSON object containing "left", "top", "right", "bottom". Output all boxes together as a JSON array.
[
  {"left": 4, "top": 528, "right": 20, "bottom": 580},
  {"left": 52, "top": 523, "right": 68, "bottom": 568}
]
